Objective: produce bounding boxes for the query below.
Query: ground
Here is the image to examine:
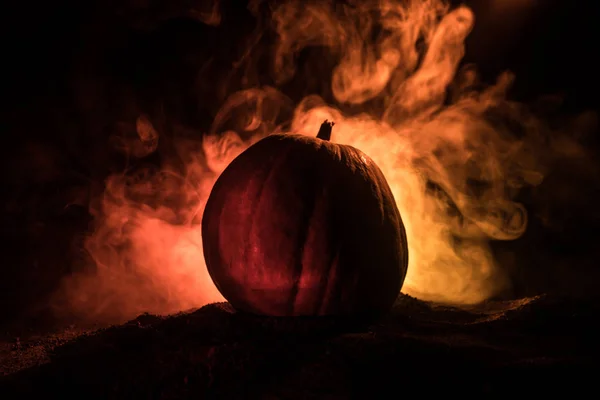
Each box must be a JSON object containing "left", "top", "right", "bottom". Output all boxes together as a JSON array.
[{"left": 1, "top": 294, "right": 597, "bottom": 398}]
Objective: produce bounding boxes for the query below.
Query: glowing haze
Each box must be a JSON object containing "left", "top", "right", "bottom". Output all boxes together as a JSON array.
[{"left": 57, "top": 0, "right": 557, "bottom": 322}]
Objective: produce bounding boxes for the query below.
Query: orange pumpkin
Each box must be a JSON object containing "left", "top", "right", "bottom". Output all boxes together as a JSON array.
[{"left": 202, "top": 121, "right": 408, "bottom": 317}]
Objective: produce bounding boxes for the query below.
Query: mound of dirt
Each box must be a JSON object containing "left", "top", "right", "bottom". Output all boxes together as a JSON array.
[{"left": 1, "top": 294, "right": 598, "bottom": 398}]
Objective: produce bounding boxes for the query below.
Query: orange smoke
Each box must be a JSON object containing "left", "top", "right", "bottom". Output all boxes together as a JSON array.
[{"left": 56, "top": 0, "right": 568, "bottom": 322}]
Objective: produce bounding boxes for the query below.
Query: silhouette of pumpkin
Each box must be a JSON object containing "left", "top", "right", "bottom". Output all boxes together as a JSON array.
[{"left": 202, "top": 121, "right": 408, "bottom": 317}]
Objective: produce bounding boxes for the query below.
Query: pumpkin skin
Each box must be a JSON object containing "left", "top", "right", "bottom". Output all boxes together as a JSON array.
[{"left": 202, "top": 125, "right": 408, "bottom": 317}]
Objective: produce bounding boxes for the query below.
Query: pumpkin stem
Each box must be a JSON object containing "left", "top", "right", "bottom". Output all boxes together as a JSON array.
[{"left": 316, "top": 120, "right": 335, "bottom": 141}]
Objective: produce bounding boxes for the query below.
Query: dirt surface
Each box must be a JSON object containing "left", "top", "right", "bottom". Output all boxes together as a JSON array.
[{"left": 1, "top": 294, "right": 598, "bottom": 398}]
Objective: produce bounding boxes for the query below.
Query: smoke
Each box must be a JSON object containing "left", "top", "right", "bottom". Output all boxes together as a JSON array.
[{"left": 54, "top": 0, "right": 594, "bottom": 323}]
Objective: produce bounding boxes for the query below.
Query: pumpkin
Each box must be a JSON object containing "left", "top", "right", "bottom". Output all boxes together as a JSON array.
[{"left": 202, "top": 121, "right": 408, "bottom": 317}]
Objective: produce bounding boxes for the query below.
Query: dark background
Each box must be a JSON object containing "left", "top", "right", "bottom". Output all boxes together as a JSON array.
[{"left": 0, "top": 0, "right": 599, "bottom": 326}]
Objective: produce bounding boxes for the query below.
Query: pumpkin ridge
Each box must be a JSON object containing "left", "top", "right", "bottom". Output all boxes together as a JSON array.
[
  {"left": 242, "top": 141, "right": 296, "bottom": 291},
  {"left": 312, "top": 147, "right": 348, "bottom": 314},
  {"left": 298, "top": 145, "right": 346, "bottom": 315},
  {"left": 340, "top": 145, "right": 409, "bottom": 279},
  {"left": 317, "top": 244, "right": 341, "bottom": 315},
  {"left": 287, "top": 156, "right": 322, "bottom": 315}
]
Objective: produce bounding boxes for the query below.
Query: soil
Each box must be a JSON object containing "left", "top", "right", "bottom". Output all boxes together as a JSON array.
[{"left": 1, "top": 294, "right": 598, "bottom": 398}]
